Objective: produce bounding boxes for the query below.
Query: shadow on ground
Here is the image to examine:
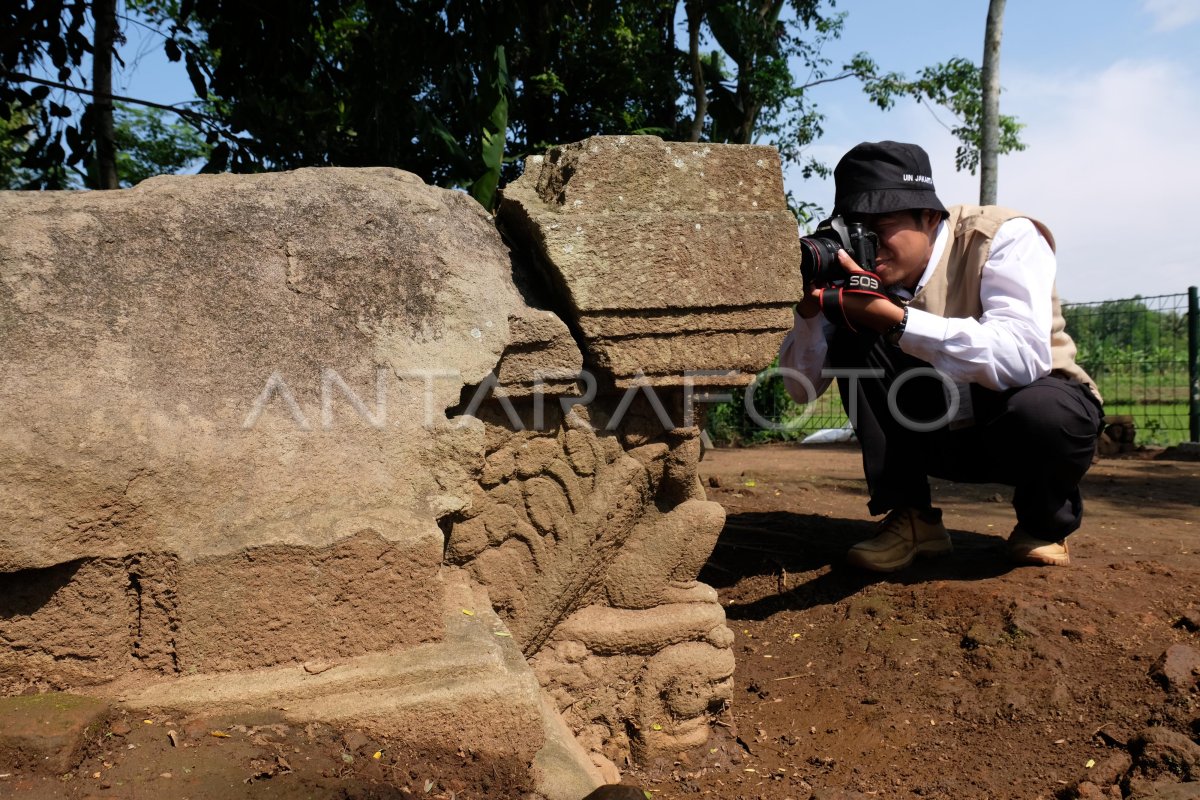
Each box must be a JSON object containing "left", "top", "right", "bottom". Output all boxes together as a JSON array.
[{"left": 701, "top": 510, "right": 1019, "bottom": 621}]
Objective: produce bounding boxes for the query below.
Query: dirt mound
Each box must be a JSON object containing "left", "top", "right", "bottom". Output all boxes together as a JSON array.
[{"left": 625, "top": 446, "right": 1200, "bottom": 800}]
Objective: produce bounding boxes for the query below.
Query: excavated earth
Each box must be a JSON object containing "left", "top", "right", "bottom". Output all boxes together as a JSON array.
[
  {"left": 2, "top": 446, "right": 1198, "bottom": 800},
  {"left": 624, "top": 445, "right": 1200, "bottom": 800}
]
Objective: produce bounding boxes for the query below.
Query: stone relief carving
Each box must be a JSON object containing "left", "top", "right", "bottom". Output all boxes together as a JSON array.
[
  {"left": 445, "top": 395, "right": 734, "bottom": 760},
  {"left": 472, "top": 134, "right": 803, "bottom": 762}
]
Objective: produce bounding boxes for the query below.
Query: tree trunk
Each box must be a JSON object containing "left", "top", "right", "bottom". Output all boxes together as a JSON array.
[
  {"left": 732, "top": 0, "right": 783, "bottom": 145},
  {"left": 93, "top": 0, "right": 119, "bottom": 189},
  {"left": 685, "top": 0, "right": 707, "bottom": 142},
  {"left": 979, "top": 0, "right": 1006, "bottom": 205}
]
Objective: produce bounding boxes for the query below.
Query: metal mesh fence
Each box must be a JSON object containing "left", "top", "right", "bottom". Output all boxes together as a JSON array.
[
  {"left": 704, "top": 371, "right": 848, "bottom": 445},
  {"left": 1064, "top": 291, "right": 1195, "bottom": 446},
  {"left": 705, "top": 289, "right": 1199, "bottom": 447}
]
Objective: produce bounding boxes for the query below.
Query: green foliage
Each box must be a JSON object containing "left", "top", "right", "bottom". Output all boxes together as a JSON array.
[
  {"left": 134, "top": 0, "right": 687, "bottom": 197},
  {"left": 0, "top": 106, "right": 45, "bottom": 188},
  {"left": 695, "top": 3, "right": 897, "bottom": 180},
  {"left": 111, "top": 103, "right": 211, "bottom": 186},
  {"left": 2, "top": 0, "right": 1027, "bottom": 208},
  {"left": 1063, "top": 297, "right": 1189, "bottom": 379},
  {"left": 907, "top": 57, "right": 1026, "bottom": 174},
  {"left": 0, "top": 99, "right": 209, "bottom": 189},
  {"left": 0, "top": 0, "right": 94, "bottom": 188},
  {"left": 469, "top": 46, "right": 511, "bottom": 210},
  {"left": 862, "top": 56, "right": 1026, "bottom": 175},
  {"left": 705, "top": 356, "right": 847, "bottom": 446},
  {"left": 785, "top": 189, "right": 824, "bottom": 229},
  {"left": 127, "top": 0, "right": 932, "bottom": 205},
  {"left": 1, "top": 0, "right": 229, "bottom": 189},
  {"left": 1060, "top": 297, "right": 1191, "bottom": 446}
]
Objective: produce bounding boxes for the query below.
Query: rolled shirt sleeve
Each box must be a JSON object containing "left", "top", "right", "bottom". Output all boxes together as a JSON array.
[
  {"left": 777, "top": 307, "right": 835, "bottom": 404},
  {"left": 898, "top": 217, "right": 1055, "bottom": 391}
]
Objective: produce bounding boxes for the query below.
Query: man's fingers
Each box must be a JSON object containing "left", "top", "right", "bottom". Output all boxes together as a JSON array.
[
  {"left": 796, "top": 290, "right": 822, "bottom": 319},
  {"left": 837, "top": 248, "right": 869, "bottom": 274}
]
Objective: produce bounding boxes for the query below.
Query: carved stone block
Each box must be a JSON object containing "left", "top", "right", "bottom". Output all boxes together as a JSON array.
[{"left": 499, "top": 135, "right": 804, "bottom": 387}]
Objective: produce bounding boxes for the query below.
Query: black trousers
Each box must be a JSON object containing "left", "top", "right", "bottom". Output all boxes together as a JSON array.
[{"left": 829, "top": 328, "right": 1104, "bottom": 539}]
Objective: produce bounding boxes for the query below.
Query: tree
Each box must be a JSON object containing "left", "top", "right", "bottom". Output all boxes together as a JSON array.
[
  {"left": 1, "top": 0, "right": 95, "bottom": 188},
  {"left": 0, "top": 99, "right": 211, "bottom": 190},
  {"left": 111, "top": 102, "right": 210, "bottom": 186},
  {"left": 1, "top": 0, "right": 128, "bottom": 189},
  {"left": 138, "top": 0, "right": 912, "bottom": 210},
  {"left": 857, "top": 1, "right": 1024, "bottom": 186},
  {"left": 979, "top": 0, "right": 1006, "bottom": 204},
  {"left": 690, "top": 2, "right": 886, "bottom": 174},
  {"left": 0, "top": 0, "right": 238, "bottom": 189},
  {"left": 141, "top": 0, "right": 686, "bottom": 205},
  {"left": 3, "top": 0, "right": 1026, "bottom": 206},
  {"left": 93, "top": 0, "right": 120, "bottom": 188},
  {"left": 866, "top": 56, "right": 1026, "bottom": 178}
]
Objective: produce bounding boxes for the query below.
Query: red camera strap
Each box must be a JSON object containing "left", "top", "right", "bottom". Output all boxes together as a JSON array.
[{"left": 817, "top": 277, "right": 894, "bottom": 334}]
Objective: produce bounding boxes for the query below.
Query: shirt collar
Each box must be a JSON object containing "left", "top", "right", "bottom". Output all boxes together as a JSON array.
[{"left": 891, "top": 219, "right": 947, "bottom": 302}]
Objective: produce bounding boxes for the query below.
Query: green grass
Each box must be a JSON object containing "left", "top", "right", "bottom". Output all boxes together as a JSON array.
[
  {"left": 709, "top": 388, "right": 1195, "bottom": 448},
  {"left": 1095, "top": 402, "right": 1191, "bottom": 447},
  {"left": 1092, "top": 371, "right": 1193, "bottom": 446}
]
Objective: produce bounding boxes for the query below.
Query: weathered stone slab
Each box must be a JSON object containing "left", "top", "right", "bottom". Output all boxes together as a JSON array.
[
  {"left": 524, "top": 134, "right": 789, "bottom": 213},
  {"left": 118, "top": 572, "right": 532, "bottom": 750},
  {"left": 114, "top": 569, "right": 601, "bottom": 799},
  {"left": 499, "top": 135, "right": 803, "bottom": 387},
  {"left": 0, "top": 168, "right": 532, "bottom": 568},
  {"left": 494, "top": 305, "right": 584, "bottom": 396},
  {"left": 0, "top": 167, "right": 579, "bottom": 685}
]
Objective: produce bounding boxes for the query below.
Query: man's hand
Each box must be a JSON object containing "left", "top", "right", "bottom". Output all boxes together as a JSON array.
[
  {"left": 822, "top": 249, "right": 905, "bottom": 333},
  {"left": 796, "top": 284, "right": 822, "bottom": 319}
]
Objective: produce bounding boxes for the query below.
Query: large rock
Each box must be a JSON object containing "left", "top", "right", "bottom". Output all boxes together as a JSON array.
[
  {"left": 0, "top": 166, "right": 576, "bottom": 700},
  {"left": 1131, "top": 728, "right": 1200, "bottom": 782},
  {"left": 0, "top": 167, "right": 571, "bottom": 570},
  {"left": 498, "top": 135, "right": 803, "bottom": 387}
]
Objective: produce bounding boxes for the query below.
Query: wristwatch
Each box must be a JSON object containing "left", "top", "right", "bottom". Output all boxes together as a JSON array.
[{"left": 883, "top": 305, "right": 909, "bottom": 346}]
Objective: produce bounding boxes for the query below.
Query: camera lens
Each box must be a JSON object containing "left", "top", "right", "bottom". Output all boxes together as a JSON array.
[{"left": 799, "top": 234, "right": 843, "bottom": 287}]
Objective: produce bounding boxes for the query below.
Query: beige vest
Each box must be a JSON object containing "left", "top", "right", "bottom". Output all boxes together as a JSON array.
[{"left": 908, "top": 204, "right": 1100, "bottom": 401}]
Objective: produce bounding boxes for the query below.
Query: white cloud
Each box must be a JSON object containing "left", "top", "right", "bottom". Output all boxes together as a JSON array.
[
  {"left": 1142, "top": 0, "right": 1200, "bottom": 32},
  {"left": 995, "top": 58, "right": 1199, "bottom": 301},
  {"left": 785, "top": 57, "right": 1200, "bottom": 303}
]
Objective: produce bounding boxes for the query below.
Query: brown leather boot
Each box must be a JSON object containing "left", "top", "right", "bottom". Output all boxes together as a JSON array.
[
  {"left": 846, "top": 507, "right": 952, "bottom": 573},
  {"left": 1007, "top": 527, "right": 1070, "bottom": 566}
]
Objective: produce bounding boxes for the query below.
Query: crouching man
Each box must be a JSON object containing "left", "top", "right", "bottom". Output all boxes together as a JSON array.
[{"left": 780, "top": 140, "right": 1103, "bottom": 571}]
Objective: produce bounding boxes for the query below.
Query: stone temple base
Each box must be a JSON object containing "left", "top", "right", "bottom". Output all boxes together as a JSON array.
[{"left": 105, "top": 568, "right": 608, "bottom": 800}]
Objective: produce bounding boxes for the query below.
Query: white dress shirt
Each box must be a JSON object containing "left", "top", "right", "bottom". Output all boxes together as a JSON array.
[{"left": 779, "top": 217, "right": 1056, "bottom": 404}]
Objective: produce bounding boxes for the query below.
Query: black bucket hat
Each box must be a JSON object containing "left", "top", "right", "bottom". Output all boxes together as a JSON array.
[{"left": 832, "top": 140, "right": 948, "bottom": 217}]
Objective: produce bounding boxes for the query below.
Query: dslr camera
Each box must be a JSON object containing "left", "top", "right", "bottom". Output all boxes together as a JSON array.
[{"left": 798, "top": 216, "right": 879, "bottom": 288}]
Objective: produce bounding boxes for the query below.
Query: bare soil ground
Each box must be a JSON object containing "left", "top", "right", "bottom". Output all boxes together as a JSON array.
[
  {"left": 0, "top": 705, "right": 528, "bottom": 799},
  {"left": 626, "top": 445, "right": 1200, "bottom": 800},
  {"left": 2, "top": 447, "right": 1197, "bottom": 800}
]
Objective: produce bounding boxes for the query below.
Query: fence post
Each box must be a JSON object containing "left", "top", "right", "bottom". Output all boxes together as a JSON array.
[{"left": 1190, "top": 286, "right": 1199, "bottom": 442}]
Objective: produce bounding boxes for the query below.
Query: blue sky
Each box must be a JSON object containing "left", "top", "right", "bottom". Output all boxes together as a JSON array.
[
  {"left": 112, "top": 0, "right": 1198, "bottom": 303},
  {"left": 789, "top": 0, "right": 1200, "bottom": 302}
]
